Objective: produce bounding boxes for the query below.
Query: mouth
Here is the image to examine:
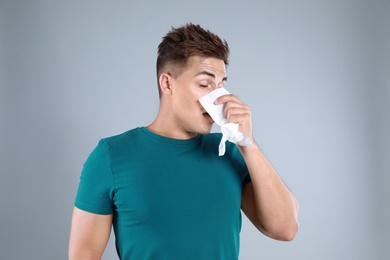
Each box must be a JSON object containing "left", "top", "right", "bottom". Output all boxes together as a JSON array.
[{"left": 203, "top": 112, "right": 214, "bottom": 123}]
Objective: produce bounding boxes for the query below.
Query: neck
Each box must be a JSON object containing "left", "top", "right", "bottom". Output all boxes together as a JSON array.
[{"left": 147, "top": 112, "right": 197, "bottom": 140}]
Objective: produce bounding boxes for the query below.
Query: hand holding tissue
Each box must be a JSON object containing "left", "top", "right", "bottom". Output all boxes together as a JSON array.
[{"left": 199, "top": 87, "right": 252, "bottom": 156}]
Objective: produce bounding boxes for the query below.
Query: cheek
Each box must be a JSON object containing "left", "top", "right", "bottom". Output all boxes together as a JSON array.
[
  {"left": 179, "top": 90, "right": 204, "bottom": 108},
  {"left": 174, "top": 83, "right": 206, "bottom": 113},
  {"left": 193, "top": 89, "right": 211, "bottom": 105}
]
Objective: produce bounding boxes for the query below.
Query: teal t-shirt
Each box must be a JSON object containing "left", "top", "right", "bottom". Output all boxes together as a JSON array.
[{"left": 75, "top": 127, "right": 250, "bottom": 259}]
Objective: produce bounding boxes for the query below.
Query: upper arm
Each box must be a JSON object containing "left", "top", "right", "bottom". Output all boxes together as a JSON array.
[
  {"left": 241, "top": 182, "right": 269, "bottom": 236},
  {"left": 69, "top": 207, "right": 113, "bottom": 260}
]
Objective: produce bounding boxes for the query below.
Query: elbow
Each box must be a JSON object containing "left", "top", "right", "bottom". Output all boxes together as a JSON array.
[
  {"left": 282, "top": 220, "right": 299, "bottom": 241},
  {"left": 277, "top": 218, "right": 299, "bottom": 241},
  {"left": 281, "top": 198, "right": 300, "bottom": 241},
  {"left": 265, "top": 218, "right": 299, "bottom": 242}
]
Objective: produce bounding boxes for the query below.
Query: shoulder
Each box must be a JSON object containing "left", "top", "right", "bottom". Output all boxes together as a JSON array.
[
  {"left": 102, "top": 127, "right": 139, "bottom": 142},
  {"left": 100, "top": 127, "right": 142, "bottom": 148}
]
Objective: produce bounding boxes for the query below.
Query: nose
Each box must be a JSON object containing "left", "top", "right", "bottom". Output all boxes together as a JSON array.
[
  {"left": 208, "top": 85, "right": 221, "bottom": 94},
  {"left": 215, "top": 83, "right": 225, "bottom": 90}
]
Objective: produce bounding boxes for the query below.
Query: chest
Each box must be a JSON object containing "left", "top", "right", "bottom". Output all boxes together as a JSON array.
[{"left": 111, "top": 148, "right": 243, "bottom": 230}]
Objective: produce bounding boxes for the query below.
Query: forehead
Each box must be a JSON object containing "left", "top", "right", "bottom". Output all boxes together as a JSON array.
[{"left": 186, "top": 56, "right": 227, "bottom": 77}]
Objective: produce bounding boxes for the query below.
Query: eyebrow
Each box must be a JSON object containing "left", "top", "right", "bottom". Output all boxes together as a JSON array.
[{"left": 196, "top": 71, "right": 228, "bottom": 83}]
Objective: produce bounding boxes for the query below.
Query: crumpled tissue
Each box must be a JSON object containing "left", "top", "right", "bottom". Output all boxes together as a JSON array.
[{"left": 199, "top": 87, "right": 252, "bottom": 156}]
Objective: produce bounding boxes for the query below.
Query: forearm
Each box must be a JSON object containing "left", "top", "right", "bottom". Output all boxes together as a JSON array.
[
  {"left": 239, "top": 142, "right": 299, "bottom": 240},
  {"left": 217, "top": 93, "right": 299, "bottom": 238}
]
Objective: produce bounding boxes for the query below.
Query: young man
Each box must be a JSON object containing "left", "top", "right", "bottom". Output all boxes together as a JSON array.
[{"left": 69, "top": 23, "right": 299, "bottom": 259}]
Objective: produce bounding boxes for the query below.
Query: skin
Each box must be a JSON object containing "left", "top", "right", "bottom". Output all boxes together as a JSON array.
[
  {"left": 69, "top": 56, "right": 299, "bottom": 259},
  {"left": 69, "top": 208, "right": 112, "bottom": 259},
  {"left": 147, "top": 56, "right": 228, "bottom": 138}
]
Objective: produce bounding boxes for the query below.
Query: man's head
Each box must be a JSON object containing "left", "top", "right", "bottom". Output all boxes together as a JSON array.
[
  {"left": 151, "top": 24, "right": 230, "bottom": 138},
  {"left": 156, "top": 23, "right": 230, "bottom": 95}
]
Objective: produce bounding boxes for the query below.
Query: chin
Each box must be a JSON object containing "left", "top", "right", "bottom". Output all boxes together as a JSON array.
[{"left": 197, "top": 125, "right": 213, "bottom": 135}]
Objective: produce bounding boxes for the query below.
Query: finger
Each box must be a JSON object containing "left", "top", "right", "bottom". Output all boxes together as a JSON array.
[
  {"left": 214, "top": 94, "right": 239, "bottom": 105},
  {"left": 224, "top": 102, "right": 251, "bottom": 124},
  {"left": 225, "top": 107, "right": 251, "bottom": 124},
  {"left": 224, "top": 101, "right": 250, "bottom": 116},
  {"left": 223, "top": 100, "right": 248, "bottom": 110},
  {"left": 228, "top": 112, "right": 251, "bottom": 125}
]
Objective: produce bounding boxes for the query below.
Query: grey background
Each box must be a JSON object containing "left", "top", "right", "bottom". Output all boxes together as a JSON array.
[{"left": 1, "top": 0, "right": 389, "bottom": 259}]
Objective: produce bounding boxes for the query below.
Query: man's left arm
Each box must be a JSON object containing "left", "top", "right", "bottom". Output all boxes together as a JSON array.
[{"left": 216, "top": 94, "right": 299, "bottom": 241}]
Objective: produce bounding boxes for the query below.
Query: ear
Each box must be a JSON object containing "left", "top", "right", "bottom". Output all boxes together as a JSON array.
[{"left": 159, "top": 73, "right": 174, "bottom": 96}]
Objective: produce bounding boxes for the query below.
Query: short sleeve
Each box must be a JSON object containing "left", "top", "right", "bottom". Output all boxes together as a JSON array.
[{"left": 74, "top": 140, "right": 115, "bottom": 215}]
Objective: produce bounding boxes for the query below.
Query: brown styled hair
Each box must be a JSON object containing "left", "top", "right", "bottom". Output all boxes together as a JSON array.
[{"left": 156, "top": 23, "right": 230, "bottom": 92}]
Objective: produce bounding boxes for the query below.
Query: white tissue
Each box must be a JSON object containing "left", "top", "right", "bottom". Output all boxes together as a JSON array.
[{"left": 199, "top": 87, "right": 252, "bottom": 156}]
